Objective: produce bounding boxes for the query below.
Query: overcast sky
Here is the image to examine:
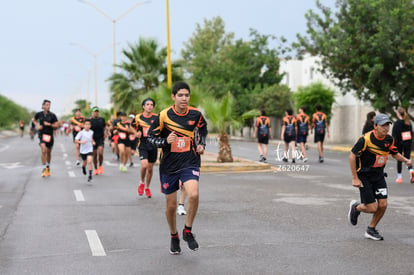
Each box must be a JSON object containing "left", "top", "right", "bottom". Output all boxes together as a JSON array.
[{"left": 0, "top": 0, "right": 336, "bottom": 117}]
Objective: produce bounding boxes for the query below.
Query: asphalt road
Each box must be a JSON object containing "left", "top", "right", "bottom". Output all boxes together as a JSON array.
[{"left": 1, "top": 134, "right": 414, "bottom": 275}]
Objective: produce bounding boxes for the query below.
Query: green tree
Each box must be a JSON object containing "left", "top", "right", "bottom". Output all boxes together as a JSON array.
[
  {"left": 181, "top": 17, "right": 285, "bottom": 116},
  {"left": 293, "top": 82, "right": 335, "bottom": 121},
  {"left": 0, "top": 94, "right": 32, "bottom": 128},
  {"left": 108, "top": 37, "right": 182, "bottom": 114},
  {"left": 252, "top": 84, "right": 294, "bottom": 117},
  {"left": 295, "top": 0, "right": 414, "bottom": 114},
  {"left": 202, "top": 91, "right": 240, "bottom": 162}
]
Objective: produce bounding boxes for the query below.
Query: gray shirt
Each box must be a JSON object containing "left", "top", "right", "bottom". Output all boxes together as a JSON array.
[{"left": 75, "top": 129, "right": 94, "bottom": 154}]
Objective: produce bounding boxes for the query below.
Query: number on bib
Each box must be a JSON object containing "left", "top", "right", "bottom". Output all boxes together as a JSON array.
[
  {"left": 372, "top": 155, "right": 387, "bottom": 168},
  {"left": 402, "top": 131, "right": 412, "bottom": 141},
  {"left": 42, "top": 134, "right": 51, "bottom": 143},
  {"left": 171, "top": 137, "right": 191, "bottom": 153}
]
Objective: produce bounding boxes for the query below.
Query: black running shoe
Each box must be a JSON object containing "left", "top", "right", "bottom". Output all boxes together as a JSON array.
[
  {"left": 319, "top": 157, "right": 324, "bottom": 163},
  {"left": 87, "top": 175, "right": 92, "bottom": 182},
  {"left": 169, "top": 235, "right": 181, "bottom": 255},
  {"left": 282, "top": 158, "right": 288, "bottom": 163},
  {"left": 82, "top": 166, "right": 87, "bottom": 175},
  {"left": 129, "top": 162, "right": 134, "bottom": 167},
  {"left": 365, "top": 227, "right": 384, "bottom": 241},
  {"left": 348, "top": 200, "right": 360, "bottom": 226},
  {"left": 183, "top": 229, "right": 199, "bottom": 251}
]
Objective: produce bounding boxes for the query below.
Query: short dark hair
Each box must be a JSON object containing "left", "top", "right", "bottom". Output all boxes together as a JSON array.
[
  {"left": 142, "top": 97, "right": 155, "bottom": 108},
  {"left": 172, "top": 81, "right": 190, "bottom": 95},
  {"left": 300, "top": 106, "right": 307, "bottom": 112},
  {"left": 84, "top": 119, "right": 91, "bottom": 124},
  {"left": 315, "top": 104, "right": 322, "bottom": 111},
  {"left": 42, "top": 99, "right": 51, "bottom": 105},
  {"left": 286, "top": 108, "right": 293, "bottom": 116},
  {"left": 260, "top": 109, "right": 266, "bottom": 116}
]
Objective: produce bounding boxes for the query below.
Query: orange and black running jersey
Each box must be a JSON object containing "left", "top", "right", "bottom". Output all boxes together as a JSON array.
[
  {"left": 296, "top": 113, "right": 310, "bottom": 136},
  {"left": 148, "top": 105, "right": 208, "bottom": 173},
  {"left": 135, "top": 113, "right": 158, "bottom": 140},
  {"left": 312, "top": 112, "right": 327, "bottom": 134},
  {"left": 351, "top": 131, "right": 398, "bottom": 172},
  {"left": 71, "top": 116, "right": 85, "bottom": 132},
  {"left": 116, "top": 121, "right": 131, "bottom": 140}
]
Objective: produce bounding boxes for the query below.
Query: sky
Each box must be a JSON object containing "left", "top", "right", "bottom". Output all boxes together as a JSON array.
[{"left": 0, "top": 0, "right": 336, "bottom": 118}]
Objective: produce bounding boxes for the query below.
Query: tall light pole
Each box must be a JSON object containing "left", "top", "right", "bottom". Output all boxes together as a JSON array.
[
  {"left": 78, "top": 0, "right": 150, "bottom": 112},
  {"left": 77, "top": 63, "right": 91, "bottom": 109},
  {"left": 70, "top": 43, "right": 112, "bottom": 106},
  {"left": 166, "top": 0, "right": 172, "bottom": 89}
]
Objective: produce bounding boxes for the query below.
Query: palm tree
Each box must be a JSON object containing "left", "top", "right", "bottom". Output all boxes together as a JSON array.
[
  {"left": 108, "top": 37, "right": 182, "bottom": 114},
  {"left": 203, "top": 91, "right": 239, "bottom": 162}
]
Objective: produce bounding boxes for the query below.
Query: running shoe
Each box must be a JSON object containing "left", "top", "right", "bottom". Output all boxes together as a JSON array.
[
  {"left": 87, "top": 175, "right": 92, "bottom": 182},
  {"left": 177, "top": 205, "right": 187, "bottom": 215},
  {"left": 46, "top": 167, "right": 51, "bottom": 177},
  {"left": 303, "top": 157, "right": 308, "bottom": 163},
  {"left": 145, "top": 188, "right": 152, "bottom": 198},
  {"left": 365, "top": 227, "right": 384, "bottom": 241},
  {"left": 319, "top": 157, "right": 324, "bottom": 163},
  {"left": 292, "top": 158, "right": 296, "bottom": 163},
  {"left": 170, "top": 234, "right": 181, "bottom": 255},
  {"left": 94, "top": 169, "right": 99, "bottom": 175},
  {"left": 410, "top": 170, "right": 414, "bottom": 184},
  {"left": 82, "top": 166, "right": 87, "bottom": 175},
  {"left": 348, "top": 200, "right": 360, "bottom": 226},
  {"left": 138, "top": 183, "right": 145, "bottom": 196},
  {"left": 282, "top": 158, "right": 288, "bottom": 163},
  {"left": 76, "top": 160, "right": 80, "bottom": 166},
  {"left": 41, "top": 168, "right": 47, "bottom": 177},
  {"left": 98, "top": 166, "right": 104, "bottom": 175},
  {"left": 395, "top": 177, "right": 403, "bottom": 184},
  {"left": 263, "top": 157, "right": 267, "bottom": 163},
  {"left": 183, "top": 229, "right": 199, "bottom": 251},
  {"left": 129, "top": 162, "right": 134, "bottom": 167},
  {"left": 259, "top": 155, "right": 264, "bottom": 162}
]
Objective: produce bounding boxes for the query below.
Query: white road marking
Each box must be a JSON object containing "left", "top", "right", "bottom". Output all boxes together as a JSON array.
[
  {"left": 104, "top": 160, "right": 119, "bottom": 167},
  {"left": 68, "top": 171, "right": 76, "bottom": 178},
  {"left": 0, "top": 162, "right": 24, "bottom": 169},
  {"left": 73, "top": 190, "right": 85, "bottom": 202},
  {"left": 85, "top": 230, "right": 106, "bottom": 256},
  {"left": 0, "top": 144, "right": 9, "bottom": 152},
  {"left": 63, "top": 153, "right": 68, "bottom": 158},
  {"left": 65, "top": 161, "right": 71, "bottom": 166}
]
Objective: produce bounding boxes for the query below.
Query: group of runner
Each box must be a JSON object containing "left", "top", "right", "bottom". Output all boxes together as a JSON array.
[
  {"left": 31, "top": 82, "right": 207, "bottom": 254},
  {"left": 255, "top": 104, "right": 330, "bottom": 163}
]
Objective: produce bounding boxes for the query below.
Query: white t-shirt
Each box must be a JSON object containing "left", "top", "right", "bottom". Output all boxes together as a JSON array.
[{"left": 75, "top": 129, "right": 94, "bottom": 154}]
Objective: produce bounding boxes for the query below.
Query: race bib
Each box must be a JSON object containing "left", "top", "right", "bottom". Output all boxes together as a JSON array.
[
  {"left": 119, "top": 132, "right": 127, "bottom": 140},
  {"left": 372, "top": 155, "right": 387, "bottom": 168},
  {"left": 74, "top": 126, "right": 81, "bottom": 132},
  {"left": 171, "top": 137, "right": 191, "bottom": 153},
  {"left": 402, "top": 131, "right": 412, "bottom": 141},
  {"left": 42, "top": 134, "right": 51, "bottom": 143},
  {"left": 129, "top": 134, "right": 136, "bottom": 141}
]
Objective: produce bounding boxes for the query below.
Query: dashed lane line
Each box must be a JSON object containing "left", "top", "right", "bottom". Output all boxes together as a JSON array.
[
  {"left": 73, "top": 190, "right": 85, "bottom": 202},
  {"left": 85, "top": 230, "right": 106, "bottom": 256}
]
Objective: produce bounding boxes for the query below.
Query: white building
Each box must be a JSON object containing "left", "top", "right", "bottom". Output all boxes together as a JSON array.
[{"left": 279, "top": 55, "right": 374, "bottom": 144}]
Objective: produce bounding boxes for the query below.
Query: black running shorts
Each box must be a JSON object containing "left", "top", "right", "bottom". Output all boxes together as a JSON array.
[{"left": 358, "top": 171, "right": 388, "bottom": 204}]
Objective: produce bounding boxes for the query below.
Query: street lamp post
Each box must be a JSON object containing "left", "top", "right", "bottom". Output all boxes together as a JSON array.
[
  {"left": 70, "top": 43, "right": 112, "bottom": 106},
  {"left": 166, "top": 0, "right": 172, "bottom": 89},
  {"left": 78, "top": 0, "right": 150, "bottom": 112}
]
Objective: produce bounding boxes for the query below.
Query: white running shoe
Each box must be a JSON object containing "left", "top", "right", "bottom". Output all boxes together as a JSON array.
[
  {"left": 76, "top": 160, "right": 80, "bottom": 166},
  {"left": 177, "top": 205, "right": 187, "bottom": 215}
]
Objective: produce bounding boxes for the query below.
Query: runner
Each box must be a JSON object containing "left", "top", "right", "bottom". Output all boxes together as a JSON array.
[
  {"left": 19, "top": 120, "right": 25, "bottom": 137},
  {"left": 29, "top": 120, "right": 37, "bottom": 140},
  {"left": 117, "top": 112, "right": 133, "bottom": 172},
  {"left": 128, "top": 114, "right": 138, "bottom": 167},
  {"left": 281, "top": 108, "right": 297, "bottom": 163},
  {"left": 254, "top": 110, "right": 272, "bottom": 162},
  {"left": 391, "top": 107, "right": 414, "bottom": 183},
  {"left": 90, "top": 106, "right": 106, "bottom": 175},
  {"left": 311, "top": 104, "right": 330, "bottom": 163},
  {"left": 32, "top": 99, "right": 59, "bottom": 177},
  {"left": 148, "top": 81, "right": 208, "bottom": 254},
  {"left": 135, "top": 98, "right": 158, "bottom": 198},
  {"left": 296, "top": 106, "right": 310, "bottom": 162},
  {"left": 71, "top": 109, "right": 85, "bottom": 165},
  {"left": 75, "top": 119, "right": 95, "bottom": 182},
  {"left": 348, "top": 113, "right": 411, "bottom": 240}
]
